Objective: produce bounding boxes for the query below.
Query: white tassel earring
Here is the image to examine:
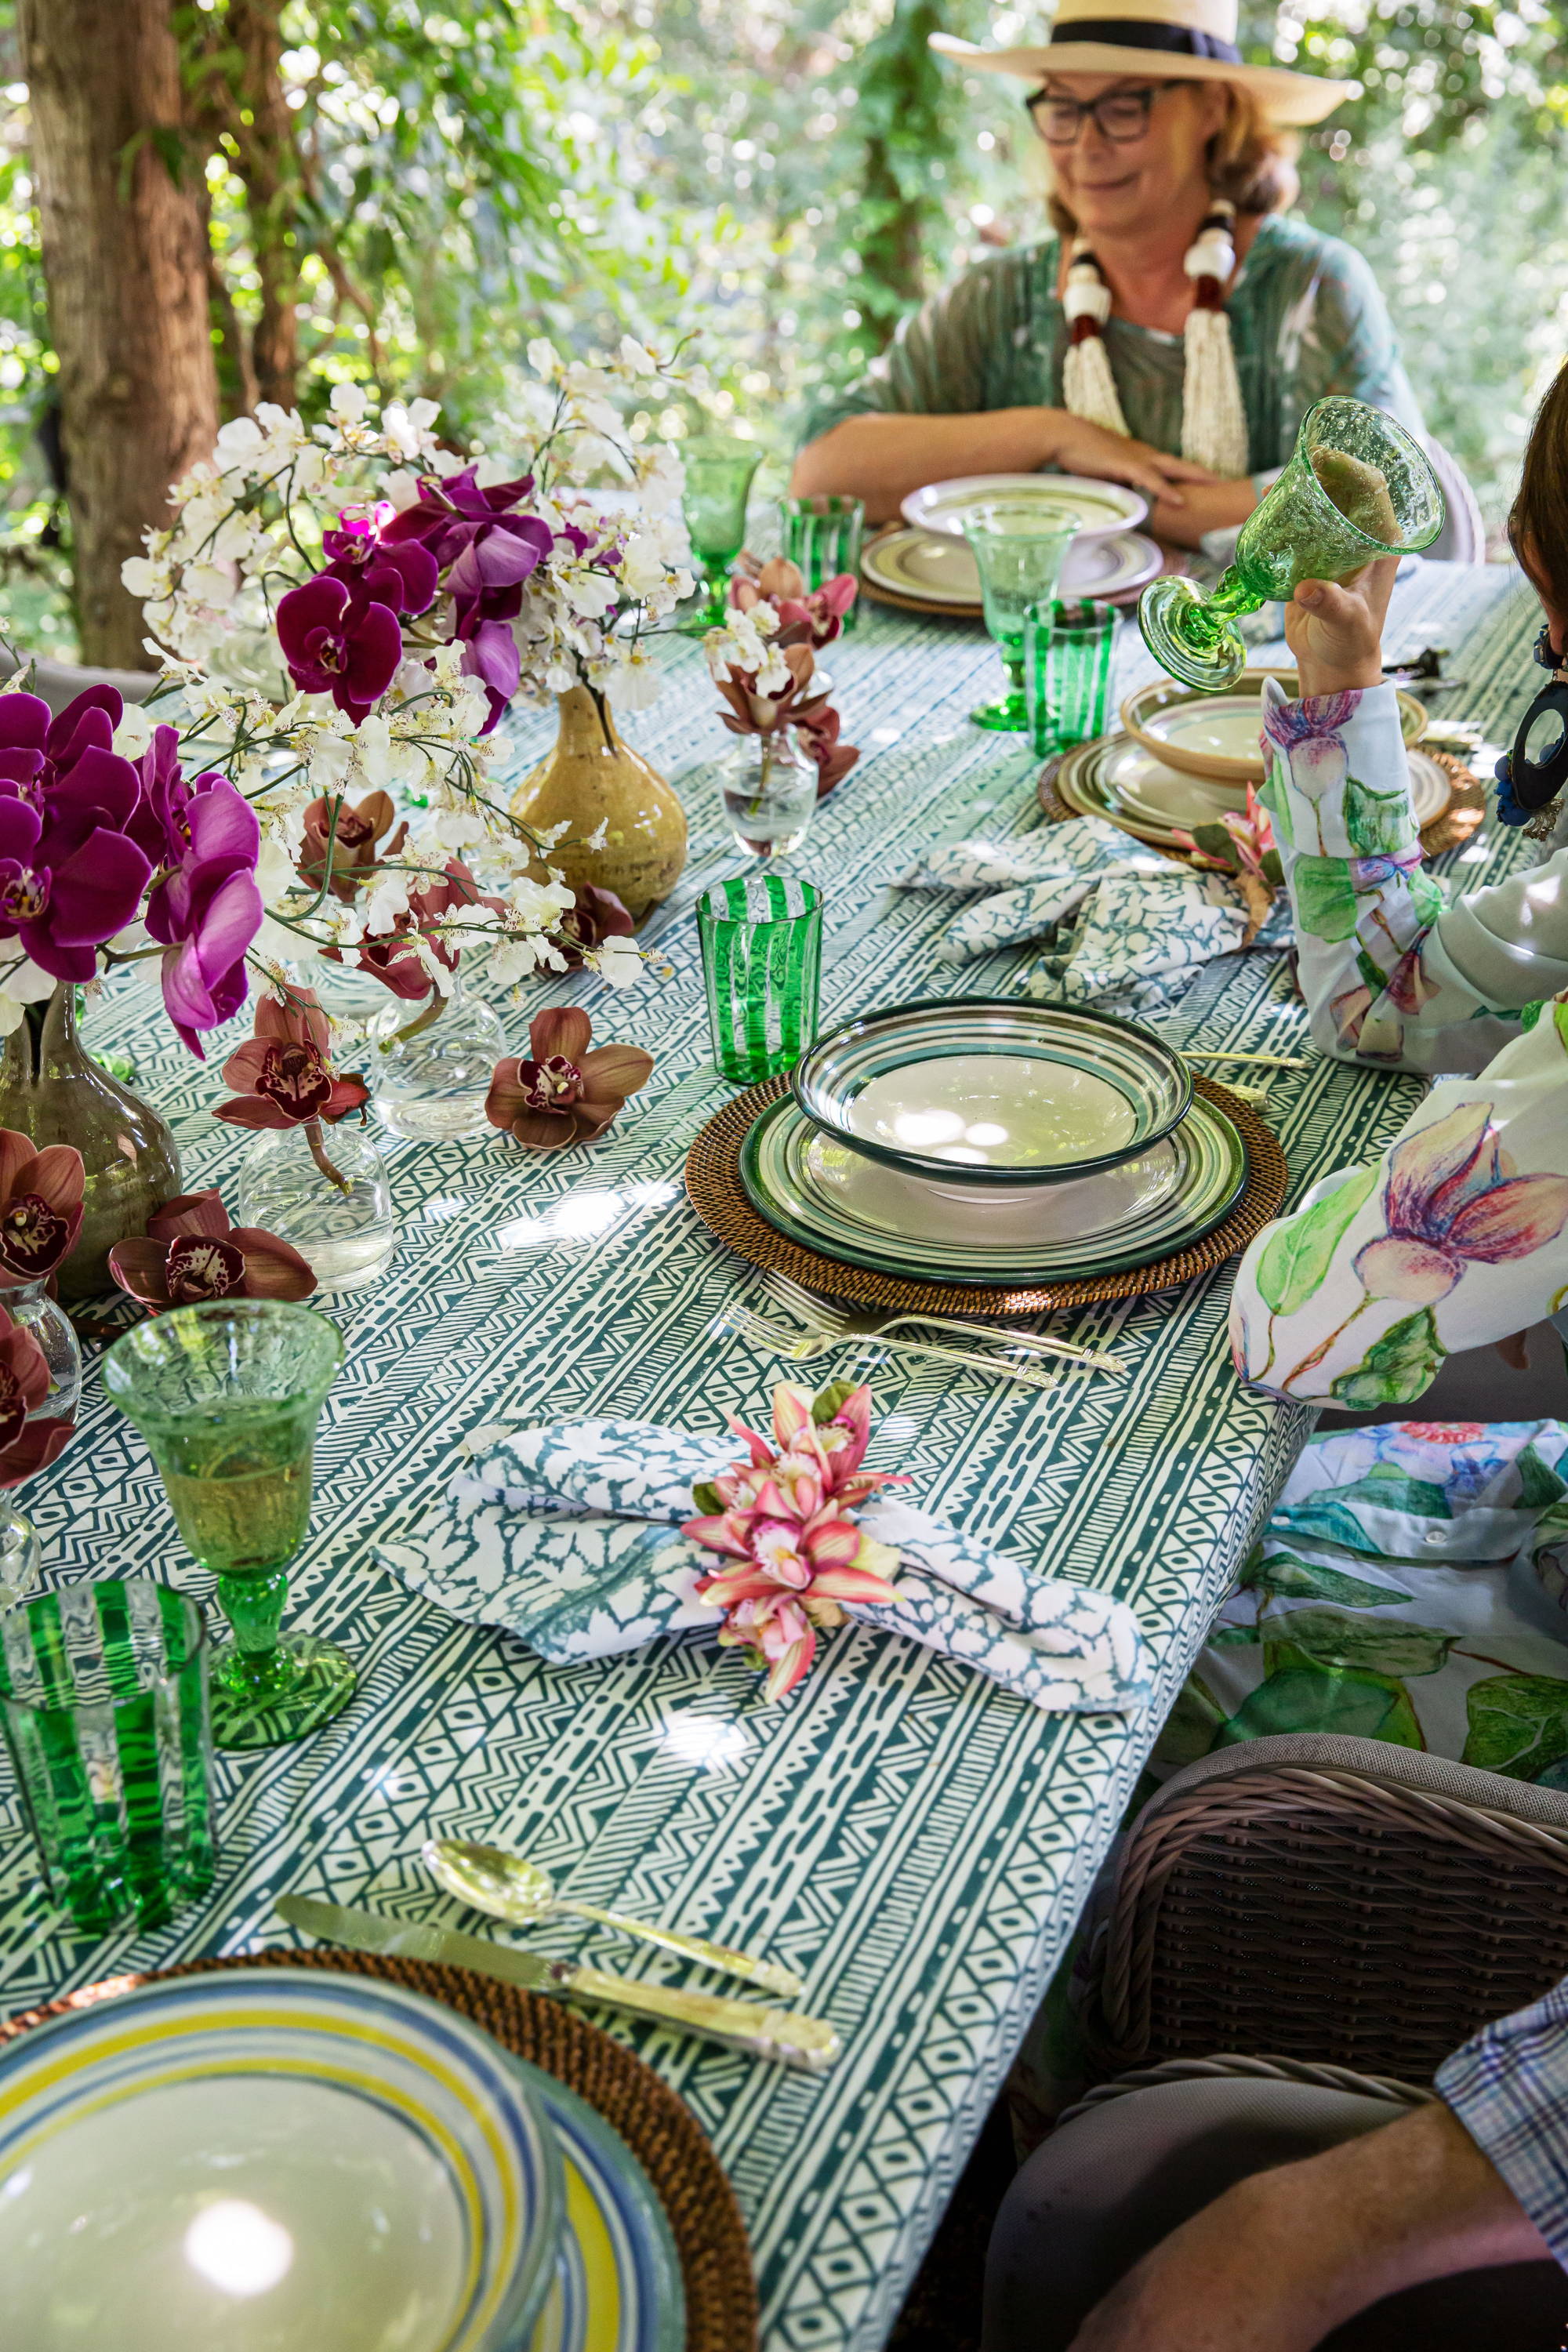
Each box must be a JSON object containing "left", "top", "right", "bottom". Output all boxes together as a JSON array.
[
  {"left": 1181, "top": 200, "right": 1250, "bottom": 478},
  {"left": 1062, "top": 241, "right": 1130, "bottom": 439}
]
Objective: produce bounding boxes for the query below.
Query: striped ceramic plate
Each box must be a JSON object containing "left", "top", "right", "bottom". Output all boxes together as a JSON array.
[
  {"left": 521, "top": 2062, "right": 683, "bottom": 2352},
  {"left": 742, "top": 1090, "right": 1247, "bottom": 1283},
  {"left": 0, "top": 1968, "right": 561, "bottom": 2352},
  {"left": 793, "top": 997, "right": 1192, "bottom": 1185}
]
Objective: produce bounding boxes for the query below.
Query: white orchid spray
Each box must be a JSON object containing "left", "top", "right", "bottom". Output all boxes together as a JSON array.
[{"left": 114, "top": 346, "right": 699, "bottom": 1035}]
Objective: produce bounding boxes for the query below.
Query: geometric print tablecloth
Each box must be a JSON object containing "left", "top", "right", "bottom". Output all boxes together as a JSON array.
[{"left": 0, "top": 558, "right": 1531, "bottom": 2350}]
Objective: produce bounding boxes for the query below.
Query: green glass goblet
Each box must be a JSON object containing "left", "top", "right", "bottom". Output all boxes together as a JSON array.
[
  {"left": 1139, "top": 395, "right": 1445, "bottom": 694},
  {"left": 102, "top": 1300, "right": 350, "bottom": 1752},
  {"left": 961, "top": 503, "right": 1077, "bottom": 731},
  {"left": 679, "top": 437, "right": 762, "bottom": 634}
]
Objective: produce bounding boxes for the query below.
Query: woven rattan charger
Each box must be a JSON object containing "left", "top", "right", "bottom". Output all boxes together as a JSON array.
[
  {"left": 685, "top": 1071, "right": 1286, "bottom": 1316},
  {"left": 0, "top": 1945, "right": 759, "bottom": 2352}
]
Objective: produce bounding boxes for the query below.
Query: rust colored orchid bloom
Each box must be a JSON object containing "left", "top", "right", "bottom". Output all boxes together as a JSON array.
[
  {"left": 0, "top": 1127, "right": 85, "bottom": 1285},
  {"left": 731, "top": 557, "right": 858, "bottom": 649},
  {"left": 557, "top": 884, "right": 633, "bottom": 971},
  {"left": 109, "top": 1190, "right": 317, "bottom": 1309},
  {"left": 0, "top": 1305, "right": 72, "bottom": 1486},
  {"left": 352, "top": 859, "right": 507, "bottom": 1000},
  {"left": 714, "top": 642, "right": 836, "bottom": 739},
  {"left": 486, "top": 1007, "right": 653, "bottom": 1151},
  {"left": 215, "top": 986, "right": 370, "bottom": 1130},
  {"left": 299, "top": 789, "right": 408, "bottom": 901},
  {"left": 793, "top": 705, "right": 861, "bottom": 800}
]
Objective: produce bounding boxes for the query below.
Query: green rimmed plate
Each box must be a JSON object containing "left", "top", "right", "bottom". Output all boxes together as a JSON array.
[
  {"left": 742, "top": 1091, "right": 1248, "bottom": 1283},
  {"left": 792, "top": 997, "right": 1192, "bottom": 1185}
]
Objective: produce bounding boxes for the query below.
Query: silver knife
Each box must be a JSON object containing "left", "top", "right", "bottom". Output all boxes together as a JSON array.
[{"left": 275, "top": 1896, "right": 841, "bottom": 2073}]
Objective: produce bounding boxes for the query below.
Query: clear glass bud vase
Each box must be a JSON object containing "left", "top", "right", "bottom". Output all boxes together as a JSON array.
[
  {"left": 370, "top": 971, "right": 506, "bottom": 1141},
  {"left": 5, "top": 1276, "right": 82, "bottom": 1421},
  {"left": 720, "top": 728, "right": 818, "bottom": 859},
  {"left": 235, "top": 1121, "right": 397, "bottom": 1293}
]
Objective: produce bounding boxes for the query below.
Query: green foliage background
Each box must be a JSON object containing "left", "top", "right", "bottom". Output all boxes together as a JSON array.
[{"left": 1, "top": 0, "right": 1564, "bottom": 652}]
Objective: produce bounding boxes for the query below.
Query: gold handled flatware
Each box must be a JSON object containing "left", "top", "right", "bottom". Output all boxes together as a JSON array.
[
  {"left": 423, "top": 1838, "right": 803, "bottom": 1998},
  {"left": 758, "top": 1269, "right": 1128, "bottom": 1377}
]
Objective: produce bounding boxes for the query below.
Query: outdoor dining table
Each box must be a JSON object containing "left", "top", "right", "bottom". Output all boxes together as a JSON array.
[{"left": 0, "top": 553, "right": 1534, "bottom": 2350}]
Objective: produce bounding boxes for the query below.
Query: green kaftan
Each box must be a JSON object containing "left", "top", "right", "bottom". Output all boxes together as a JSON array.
[{"left": 801, "top": 212, "right": 1422, "bottom": 477}]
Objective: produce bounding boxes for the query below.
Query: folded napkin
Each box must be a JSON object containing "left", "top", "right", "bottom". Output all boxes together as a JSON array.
[
  {"left": 892, "top": 817, "right": 1250, "bottom": 1013},
  {"left": 377, "top": 1418, "right": 1152, "bottom": 1715}
]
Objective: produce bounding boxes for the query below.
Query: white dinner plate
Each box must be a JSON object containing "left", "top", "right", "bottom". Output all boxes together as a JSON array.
[
  {"left": 862, "top": 526, "right": 1162, "bottom": 610},
  {"left": 902, "top": 474, "right": 1147, "bottom": 539}
]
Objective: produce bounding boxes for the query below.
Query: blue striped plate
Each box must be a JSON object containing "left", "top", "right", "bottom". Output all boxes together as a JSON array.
[
  {"left": 520, "top": 2062, "right": 684, "bottom": 2352},
  {"left": 0, "top": 1969, "right": 561, "bottom": 2352}
]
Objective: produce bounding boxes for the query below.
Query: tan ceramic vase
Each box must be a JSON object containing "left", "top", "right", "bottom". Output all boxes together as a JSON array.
[
  {"left": 508, "top": 686, "right": 687, "bottom": 923},
  {"left": 0, "top": 985, "right": 181, "bottom": 1301}
]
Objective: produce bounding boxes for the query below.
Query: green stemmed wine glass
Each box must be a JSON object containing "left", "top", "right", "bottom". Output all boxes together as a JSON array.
[
  {"left": 1139, "top": 396, "right": 1445, "bottom": 694},
  {"left": 962, "top": 503, "right": 1077, "bottom": 730},
  {"left": 680, "top": 437, "right": 762, "bottom": 634},
  {"left": 102, "top": 1300, "right": 351, "bottom": 1751}
]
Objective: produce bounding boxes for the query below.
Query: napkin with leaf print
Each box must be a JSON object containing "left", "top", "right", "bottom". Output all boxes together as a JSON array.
[
  {"left": 377, "top": 1417, "right": 1152, "bottom": 1714},
  {"left": 891, "top": 816, "right": 1250, "bottom": 1013}
]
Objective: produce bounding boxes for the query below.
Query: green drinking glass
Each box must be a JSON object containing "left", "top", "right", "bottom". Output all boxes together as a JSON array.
[
  {"left": 1139, "top": 396, "right": 1446, "bottom": 694},
  {"left": 102, "top": 1300, "right": 350, "bottom": 1753},
  {"left": 781, "top": 493, "right": 866, "bottom": 630},
  {"left": 1024, "top": 596, "right": 1118, "bottom": 757},
  {"left": 0, "top": 1579, "right": 216, "bottom": 1933},
  {"left": 698, "top": 873, "right": 823, "bottom": 1084},
  {"left": 961, "top": 503, "right": 1077, "bottom": 731},
  {"left": 680, "top": 437, "right": 762, "bottom": 634}
]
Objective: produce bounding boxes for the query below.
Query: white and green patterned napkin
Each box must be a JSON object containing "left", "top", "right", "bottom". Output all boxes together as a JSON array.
[
  {"left": 377, "top": 1418, "right": 1152, "bottom": 1714},
  {"left": 891, "top": 815, "right": 1247, "bottom": 1013}
]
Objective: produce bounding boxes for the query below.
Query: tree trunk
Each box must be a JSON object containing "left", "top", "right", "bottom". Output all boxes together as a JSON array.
[
  {"left": 227, "top": 0, "right": 299, "bottom": 412},
  {"left": 20, "top": 0, "right": 219, "bottom": 670}
]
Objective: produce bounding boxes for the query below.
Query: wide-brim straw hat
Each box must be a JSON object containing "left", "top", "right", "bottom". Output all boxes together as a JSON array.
[{"left": 931, "top": 0, "right": 1353, "bottom": 128}]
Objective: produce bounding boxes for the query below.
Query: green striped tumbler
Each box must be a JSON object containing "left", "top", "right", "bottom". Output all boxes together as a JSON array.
[{"left": 698, "top": 874, "right": 823, "bottom": 1084}]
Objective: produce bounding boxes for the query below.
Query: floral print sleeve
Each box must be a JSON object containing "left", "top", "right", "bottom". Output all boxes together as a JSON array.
[
  {"left": 1232, "top": 1002, "right": 1568, "bottom": 1406},
  {"left": 1261, "top": 678, "right": 1568, "bottom": 1077}
]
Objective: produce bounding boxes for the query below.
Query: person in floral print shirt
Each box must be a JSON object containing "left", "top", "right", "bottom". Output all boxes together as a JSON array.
[{"left": 1233, "top": 368, "right": 1568, "bottom": 1413}]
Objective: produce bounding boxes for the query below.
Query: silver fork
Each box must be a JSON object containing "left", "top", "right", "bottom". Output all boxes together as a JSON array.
[
  {"left": 759, "top": 1267, "right": 1128, "bottom": 1377},
  {"left": 724, "top": 1301, "right": 1059, "bottom": 1395}
]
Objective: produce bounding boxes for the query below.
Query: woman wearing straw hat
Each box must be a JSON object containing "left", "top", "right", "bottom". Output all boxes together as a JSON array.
[{"left": 792, "top": 0, "right": 1421, "bottom": 546}]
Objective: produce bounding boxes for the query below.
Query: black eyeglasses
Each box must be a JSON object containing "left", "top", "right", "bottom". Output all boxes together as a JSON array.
[{"left": 1024, "top": 82, "right": 1183, "bottom": 146}]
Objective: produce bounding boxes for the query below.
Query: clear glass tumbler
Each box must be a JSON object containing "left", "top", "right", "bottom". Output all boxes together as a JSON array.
[
  {"left": 102, "top": 1301, "right": 351, "bottom": 1753},
  {"left": 780, "top": 494, "right": 866, "bottom": 630},
  {"left": 698, "top": 874, "right": 824, "bottom": 1085},
  {"left": 680, "top": 438, "right": 762, "bottom": 633},
  {"left": 961, "top": 503, "right": 1076, "bottom": 731},
  {"left": 1024, "top": 597, "right": 1119, "bottom": 757},
  {"left": 0, "top": 1578, "right": 216, "bottom": 1932}
]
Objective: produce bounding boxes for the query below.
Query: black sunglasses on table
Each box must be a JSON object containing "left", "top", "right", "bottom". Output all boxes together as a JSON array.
[{"left": 1025, "top": 82, "right": 1185, "bottom": 145}]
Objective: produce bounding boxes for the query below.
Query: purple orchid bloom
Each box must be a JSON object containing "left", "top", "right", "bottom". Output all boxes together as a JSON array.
[
  {"left": 382, "top": 466, "right": 554, "bottom": 730},
  {"left": 0, "top": 684, "right": 125, "bottom": 809},
  {"left": 321, "top": 521, "right": 439, "bottom": 622},
  {"left": 276, "top": 574, "right": 403, "bottom": 724},
  {"left": 0, "top": 688, "right": 151, "bottom": 983},
  {"left": 145, "top": 775, "right": 263, "bottom": 1056}
]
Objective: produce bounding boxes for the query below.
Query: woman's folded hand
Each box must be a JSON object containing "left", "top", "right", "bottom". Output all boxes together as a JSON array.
[{"left": 1046, "top": 416, "right": 1218, "bottom": 506}]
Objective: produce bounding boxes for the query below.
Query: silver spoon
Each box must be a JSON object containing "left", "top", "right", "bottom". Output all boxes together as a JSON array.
[{"left": 423, "top": 1838, "right": 804, "bottom": 1998}]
